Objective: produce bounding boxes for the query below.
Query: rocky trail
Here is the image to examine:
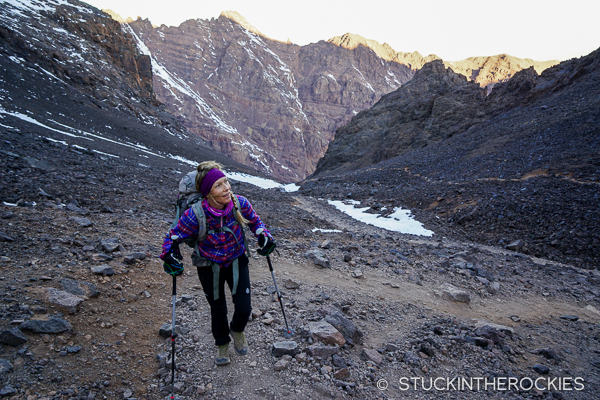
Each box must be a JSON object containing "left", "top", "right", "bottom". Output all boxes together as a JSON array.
[{"left": 1, "top": 127, "right": 600, "bottom": 400}]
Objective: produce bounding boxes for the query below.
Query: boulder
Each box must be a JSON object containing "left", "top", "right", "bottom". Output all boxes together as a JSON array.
[
  {"left": 332, "top": 354, "right": 347, "bottom": 368},
  {"left": 305, "top": 249, "right": 330, "bottom": 268},
  {"left": 284, "top": 279, "right": 300, "bottom": 289},
  {"left": 0, "top": 385, "right": 16, "bottom": 397},
  {"left": 402, "top": 351, "right": 421, "bottom": 367},
  {"left": 46, "top": 288, "right": 84, "bottom": 314},
  {"left": 533, "top": 364, "right": 550, "bottom": 374},
  {"left": 69, "top": 216, "right": 92, "bottom": 227},
  {"left": 559, "top": 315, "right": 579, "bottom": 322},
  {"left": 92, "top": 253, "right": 113, "bottom": 262},
  {"left": 439, "top": 283, "right": 471, "bottom": 303},
  {"left": 306, "top": 344, "right": 340, "bottom": 359},
  {"left": 362, "top": 348, "right": 383, "bottom": 365},
  {"left": 124, "top": 252, "right": 147, "bottom": 264},
  {"left": 307, "top": 320, "right": 345, "bottom": 346},
  {"left": 473, "top": 320, "right": 514, "bottom": 334},
  {"left": 60, "top": 278, "right": 99, "bottom": 298},
  {"left": 101, "top": 238, "right": 121, "bottom": 253},
  {"left": 333, "top": 368, "right": 350, "bottom": 380},
  {"left": 274, "top": 357, "right": 290, "bottom": 371},
  {"left": 320, "top": 306, "right": 363, "bottom": 344},
  {"left": 159, "top": 323, "right": 175, "bottom": 338},
  {"left": 91, "top": 265, "right": 115, "bottom": 276},
  {"left": 0, "top": 359, "right": 14, "bottom": 373},
  {"left": 506, "top": 240, "right": 524, "bottom": 251}
]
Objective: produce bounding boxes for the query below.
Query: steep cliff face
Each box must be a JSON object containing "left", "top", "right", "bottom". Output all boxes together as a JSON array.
[
  {"left": 305, "top": 46, "right": 599, "bottom": 180},
  {"left": 126, "top": 14, "right": 414, "bottom": 182},
  {"left": 0, "top": 0, "right": 161, "bottom": 117},
  {"left": 311, "top": 49, "right": 582, "bottom": 177}
]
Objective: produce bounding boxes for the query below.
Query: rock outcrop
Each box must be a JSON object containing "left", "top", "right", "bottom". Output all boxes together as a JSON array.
[
  {"left": 312, "top": 49, "right": 598, "bottom": 178},
  {"left": 0, "top": 0, "right": 158, "bottom": 115},
  {"left": 328, "top": 33, "right": 440, "bottom": 70},
  {"left": 312, "top": 60, "right": 488, "bottom": 176}
]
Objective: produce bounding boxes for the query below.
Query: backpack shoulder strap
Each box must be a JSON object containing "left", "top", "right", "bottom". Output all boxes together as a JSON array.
[
  {"left": 170, "top": 199, "right": 182, "bottom": 230},
  {"left": 191, "top": 201, "right": 207, "bottom": 243}
]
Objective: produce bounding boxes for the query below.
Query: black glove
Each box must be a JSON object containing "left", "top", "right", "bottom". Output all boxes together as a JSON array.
[
  {"left": 163, "top": 253, "right": 184, "bottom": 276},
  {"left": 163, "top": 241, "right": 184, "bottom": 276},
  {"left": 257, "top": 233, "right": 276, "bottom": 256}
]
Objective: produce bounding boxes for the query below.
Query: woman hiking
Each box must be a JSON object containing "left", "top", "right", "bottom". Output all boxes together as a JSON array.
[{"left": 160, "top": 161, "right": 276, "bottom": 366}]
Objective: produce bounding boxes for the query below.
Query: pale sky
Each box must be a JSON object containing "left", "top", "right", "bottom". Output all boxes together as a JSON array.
[{"left": 82, "top": 0, "right": 599, "bottom": 62}]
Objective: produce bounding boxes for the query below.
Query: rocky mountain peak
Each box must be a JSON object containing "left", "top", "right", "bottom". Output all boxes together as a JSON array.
[
  {"left": 328, "top": 33, "right": 395, "bottom": 58},
  {"left": 220, "top": 10, "right": 266, "bottom": 39},
  {"left": 328, "top": 33, "right": 438, "bottom": 70},
  {"left": 414, "top": 59, "right": 465, "bottom": 80},
  {"left": 446, "top": 54, "right": 558, "bottom": 91},
  {"left": 126, "top": 15, "right": 415, "bottom": 181},
  {"left": 102, "top": 9, "right": 126, "bottom": 23}
]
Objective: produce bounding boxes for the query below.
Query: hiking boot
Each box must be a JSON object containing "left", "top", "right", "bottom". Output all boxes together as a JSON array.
[
  {"left": 215, "top": 344, "right": 230, "bottom": 366},
  {"left": 231, "top": 331, "right": 248, "bottom": 356}
]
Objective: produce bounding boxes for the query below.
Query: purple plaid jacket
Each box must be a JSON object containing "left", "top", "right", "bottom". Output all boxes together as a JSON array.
[{"left": 160, "top": 195, "right": 271, "bottom": 265}]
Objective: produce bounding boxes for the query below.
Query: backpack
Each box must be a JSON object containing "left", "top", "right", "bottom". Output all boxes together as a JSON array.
[{"left": 170, "top": 170, "right": 250, "bottom": 258}]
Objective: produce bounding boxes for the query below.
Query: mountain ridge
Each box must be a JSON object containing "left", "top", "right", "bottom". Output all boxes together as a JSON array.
[
  {"left": 126, "top": 14, "right": 415, "bottom": 181},
  {"left": 121, "top": 11, "right": 557, "bottom": 182}
]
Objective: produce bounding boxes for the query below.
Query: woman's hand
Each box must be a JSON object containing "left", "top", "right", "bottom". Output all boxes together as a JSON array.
[{"left": 257, "top": 233, "right": 276, "bottom": 256}]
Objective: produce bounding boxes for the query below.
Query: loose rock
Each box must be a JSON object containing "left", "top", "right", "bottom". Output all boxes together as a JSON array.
[
  {"left": 307, "top": 320, "right": 346, "bottom": 346},
  {"left": 19, "top": 315, "right": 73, "bottom": 334},
  {"left": 272, "top": 341, "right": 298, "bottom": 357},
  {"left": 305, "top": 249, "right": 330, "bottom": 268},
  {"left": 439, "top": 283, "right": 471, "bottom": 303},
  {"left": 0, "top": 328, "right": 27, "bottom": 347},
  {"left": 46, "top": 288, "right": 84, "bottom": 314},
  {"left": 91, "top": 265, "right": 115, "bottom": 276}
]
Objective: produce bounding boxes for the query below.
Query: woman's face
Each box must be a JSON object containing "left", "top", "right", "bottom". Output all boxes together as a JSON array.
[{"left": 209, "top": 177, "right": 232, "bottom": 205}]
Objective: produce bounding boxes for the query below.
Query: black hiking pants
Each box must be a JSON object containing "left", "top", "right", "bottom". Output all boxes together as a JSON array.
[{"left": 197, "top": 254, "right": 252, "bottom": 346}]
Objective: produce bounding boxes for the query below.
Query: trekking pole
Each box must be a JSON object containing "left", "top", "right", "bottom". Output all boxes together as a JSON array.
[
  {"left": 266, "top": 254, "right": 295, "bottom": 338},
  {"left": 169, "top": 237, "right": 180, "bottom": 400}
]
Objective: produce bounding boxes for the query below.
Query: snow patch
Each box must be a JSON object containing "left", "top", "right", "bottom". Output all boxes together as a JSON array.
[
  {"left": 328, "top": 200, "right": 434, "bottom": 236},
  {"left": 312, "top": 228, "right": 343, "bottom": 233}
]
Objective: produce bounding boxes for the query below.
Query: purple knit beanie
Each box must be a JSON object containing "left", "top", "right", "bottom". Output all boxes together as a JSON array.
[{"left": 200, "top": 169, "right": 226, "bottom": 197}]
